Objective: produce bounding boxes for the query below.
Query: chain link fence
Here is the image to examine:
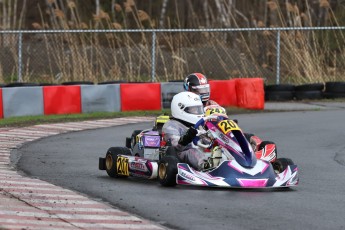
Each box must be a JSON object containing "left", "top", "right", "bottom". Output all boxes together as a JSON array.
[{"left": 1, "top": 27, "right": 345, "bottom": 85}]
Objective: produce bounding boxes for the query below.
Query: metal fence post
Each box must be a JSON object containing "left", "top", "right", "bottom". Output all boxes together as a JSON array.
[
  {"left": 18, "top": 32, "right": 23, "bottom": 82},
  {"left": 276, "top": 30, "right": 281, "bottom": 85},
  {"left": 151, "top": 31, "right": 156, "bottom": 82}
]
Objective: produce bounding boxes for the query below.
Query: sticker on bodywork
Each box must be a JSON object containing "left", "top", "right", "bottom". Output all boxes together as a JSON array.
[
  {"left": 217, "top": 120, "right": 241, "bottom": 134},
  {"left": 117, "top": 156, "right": 129, "bottom": 176}
]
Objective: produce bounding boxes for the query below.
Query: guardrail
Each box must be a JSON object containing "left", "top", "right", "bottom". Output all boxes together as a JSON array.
[{"left": 0, "top": 79, "right": 265, "bottom": 118}]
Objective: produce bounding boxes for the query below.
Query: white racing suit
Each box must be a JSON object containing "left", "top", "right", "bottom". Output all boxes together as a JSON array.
[{"left": 162, "top": 119, "right": 208, "bottom": 170}]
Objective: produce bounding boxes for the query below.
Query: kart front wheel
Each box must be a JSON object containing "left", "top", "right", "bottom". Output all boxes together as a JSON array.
[
  {"left": 258, "top": 141, "right": 276, "bottom": 151},
  {"left": 272, "top": 158, "right": 294, "bottom": 173},
  {"left": 158, "top": 156, "right": 179, "bottom": 187},
  {"left": 105, "top": 147, "right": 131, "bottom": 178}
]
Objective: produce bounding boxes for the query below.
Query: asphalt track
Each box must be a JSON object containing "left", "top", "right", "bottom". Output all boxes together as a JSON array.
[{"left": 15, "top": 106, "right": 345, "bottom": 230}]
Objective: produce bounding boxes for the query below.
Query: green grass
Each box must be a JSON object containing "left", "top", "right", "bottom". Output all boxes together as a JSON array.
[{"left": 0, "top": 111, "right": 166, "bottom": 128}]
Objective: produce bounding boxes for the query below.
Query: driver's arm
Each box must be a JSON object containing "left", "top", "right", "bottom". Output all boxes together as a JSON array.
[{"left": 178, "top": 127, "right": 197, "bottom": 146}]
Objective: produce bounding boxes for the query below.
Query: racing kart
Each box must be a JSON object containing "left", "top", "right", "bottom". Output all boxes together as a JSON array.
[{"left": 98, "top": 115, "right": 298, "bottom": 189}]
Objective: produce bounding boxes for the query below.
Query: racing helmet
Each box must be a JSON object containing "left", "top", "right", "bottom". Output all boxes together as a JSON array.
[
  {"left": 183, "top": 73, "right": 210, "bottom": 103},
  {"left": 171, "top": 91, "right": 204, "bottom": 125}
]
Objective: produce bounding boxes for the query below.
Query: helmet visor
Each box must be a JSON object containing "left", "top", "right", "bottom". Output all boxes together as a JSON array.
[
  {"left": 184, "top": 105, "right": 204, "bottom": 115},
  {"left": 190, "top": 84, "right": 210, "bottom": 95}
]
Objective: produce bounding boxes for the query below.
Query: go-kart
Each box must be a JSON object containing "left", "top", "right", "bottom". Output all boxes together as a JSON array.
[
  {"left": 98, "top": 115, "right": 168, "bottom": 179},
  {"left": 158, "top": 115, "right": 298, "bottom": 188},
  {"left": 98, "top": 114, "right": 298, "bottom": 189}
]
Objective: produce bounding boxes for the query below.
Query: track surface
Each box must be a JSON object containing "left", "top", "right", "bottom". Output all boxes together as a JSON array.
[{"left": 16, "top": 109, "right": 345, "bottom": 230}]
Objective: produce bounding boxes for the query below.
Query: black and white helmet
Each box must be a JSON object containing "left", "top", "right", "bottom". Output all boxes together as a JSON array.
[{"left": 183, "top": 73, "right": 210, "bottom": 103}]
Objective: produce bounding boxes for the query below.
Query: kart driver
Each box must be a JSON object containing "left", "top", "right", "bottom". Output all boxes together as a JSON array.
[
  {"left": 183, "top": 73, "right": 218, "bottom": 107},
  {"left": 162, "top": 91, "right": 210, "bottom": 170},
  {"left": 184, "top": 73, "right": 259, "bottom": 151}
]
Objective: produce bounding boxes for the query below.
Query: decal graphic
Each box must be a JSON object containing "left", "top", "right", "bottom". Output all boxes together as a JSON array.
[
  {"left": 117, "top": 156, "right": 129, "bottom": 176},
  {"left": 217, "top": 120, "right": 240, "bottom": 134}
]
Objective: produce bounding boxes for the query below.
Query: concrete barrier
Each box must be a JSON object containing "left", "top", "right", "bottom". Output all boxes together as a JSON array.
[
  {"left": 43, "top": 85, "right": 81, "bottom": 115},
  {"left": 2, "top": 86, "right": 44, "bottom": 118},
  {"left": 81, "top": 84, "right": 121, "bottom": 113},
  {"left": 120, "top": 83, "right": 161, "bottom": 111},
  {"left": 161, "top": 82, "right": 184, "bottom": 109},
  {"left": 0, "top": 79, "right": 267, "bottom": 119},
  {"left": 236, "top": 78, "right": 264, "bottom": 110},
  {"left": 209, "top": 80, "right": 238, "bottom": 107}
]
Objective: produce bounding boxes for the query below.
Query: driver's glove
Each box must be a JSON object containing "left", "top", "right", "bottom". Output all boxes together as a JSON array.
[{"left": 178, "top": 127, "right": 198, "bottom": 146}]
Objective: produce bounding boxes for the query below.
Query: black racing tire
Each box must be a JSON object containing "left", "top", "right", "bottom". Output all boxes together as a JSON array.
[
  {"left": 323, "top": 92, "right": 345, "bottom": 99},
  {"left": 158, "top": 156, "right": 180, "bottom": 187},
  {"left": 164, "top": 146, "right": 179, "bottom": 158},
  {"left": 265, "top": 84, "right": 295, "bottom": 101},
  {"left": 105, "top": 147, "right": 131, "bottom": 178},
  {"left": 5, "top": 82, "right": 40, "bottom": 87},
  {"left": 125, "top": 137, "right": 131, "bottom": 149},
  {"left": 294, "top": 91, "right": 323, "bottom": 100},
  {"left": 244, "top": 133, "right": 254, "bottom": 142},
  {"left": 98, "top": 80, "right": 127, "bottom": 85},
  {"left": 272, "top": 158, "right": 294, "bottom": 173},
  {"left": 168, "top": 80, "right": 184, "bottom": 82},
  {"left": 130, "top": 130, "right": 142, "bottom": 149},
  {"left": 62, "top": 81, "right": 94, "bottom": 85},
  {"left": 265, "top": 91, "right": 294, "bottom": 101},
  {"left": 325, "top": 81, "right": 345, "bottom": 93},
  {"left": 294, "top": 83, "right": 324, "bottom": 91},
  {"left": 264, "top": 84, "right": 295, "bottom": 92},
  {"left": 39, "top": 83, "right": 59, "bottom": 86}
]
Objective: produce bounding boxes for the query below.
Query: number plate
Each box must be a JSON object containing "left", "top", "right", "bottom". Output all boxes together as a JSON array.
[
  {"left": 116, "top": 156, "right": 129, "bottom": 176},
  {"left": 217, "top": 120, "right": 240, "bottom": 134}
]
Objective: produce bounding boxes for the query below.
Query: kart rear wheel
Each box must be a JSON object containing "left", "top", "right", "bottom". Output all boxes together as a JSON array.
[
  {"left": 125, "top": 138, "right": 131, "bottom": 148},
  {"left": 158, "top": 156, "right": 179, "bottom": 187},
  {"left": 164, "top": 146, "right": 178, "bottom": 158},
  {"left": 105, "top": 147, "right": 131, "bottom": 178},
  {"left": 272, "top": 158, "right": 294, "bottom": 173}
]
